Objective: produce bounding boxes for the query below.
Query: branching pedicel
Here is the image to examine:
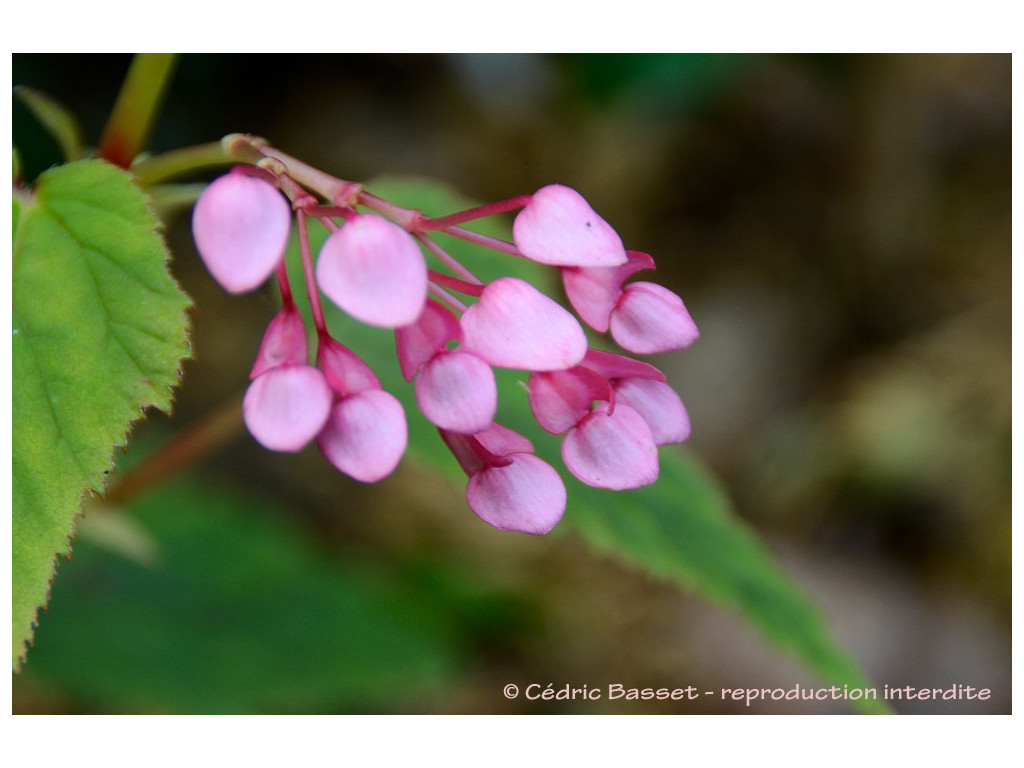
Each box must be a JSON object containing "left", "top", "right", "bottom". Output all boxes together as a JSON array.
[{"left": 192, "top": 135, "right": 699, "bottom": 535}]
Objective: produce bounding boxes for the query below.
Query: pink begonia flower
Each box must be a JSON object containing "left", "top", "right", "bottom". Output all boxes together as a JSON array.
[
  {"left": 581, "top": 349, "right": 690, "bottom": 445},
  {"left": 318, "top": 390, "right": 407, "bottom": 483},
  {"left": 610, "top": 282, "right": 699, "bottom": 355},
  {"left": 396, "top": 301, "right": 497, "bottom": 434},
  {"left": 561, "top": 402, "right": 659, "bottom": 490},
  {"left": 316, "top": 336, "right": 407, "bottom": 482},
  {"left": 415, "top": 353, "right": 496, "bottom": 434},
  {"left": 528, "top": 366, "right": 613, "bottom": 435},
  {"left": 562, "top": 251, "right": 699, "bottom": 355},
  {"left": 244, "top": 366, "right": 333, "bottom": 452},
  {"left": 528, "top": 355, "right": 663, "bottom": 489},
  {"left": 242, "top": 306, "right": 331, "bottom": 452},
  {"left": 441, "top": 424, "right": 565, "bottom": 535},
  {"left": 460, "top": 277, "right": 587, "bottom": 371},
  {"left": 513, "top": 184, "right": 628, "bottom": 268},
  {"left": 249, "top": 303, "right": 310, "bottom": 378},
  {"left": 316, "top": 213, "right": 427, "bottom": 328},
  {"left": 192, "top": 173, "right": 292, "bottom": 294}
]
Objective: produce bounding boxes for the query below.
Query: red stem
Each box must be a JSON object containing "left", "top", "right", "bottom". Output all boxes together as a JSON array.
[{"left": 418, "top": 195, "right": 532, "bottom": 232}]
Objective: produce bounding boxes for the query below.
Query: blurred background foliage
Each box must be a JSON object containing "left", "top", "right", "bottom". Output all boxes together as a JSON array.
[{"left": 12, "top": 53, "right": 1010, "bottom": 713}]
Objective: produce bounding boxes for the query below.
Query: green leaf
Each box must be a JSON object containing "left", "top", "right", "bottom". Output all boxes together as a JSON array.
[
  {"left": 12, "top": 159, "right": 192, "bottom": 670},
  {"left": 565, "top": 451, "right": 891, "bottom": 714},
  {"left": 293, "top": 175, "right": 886, "bottom": 712},
  {"left": 25, "top": 476, "right": 462, "bottom": 713}
]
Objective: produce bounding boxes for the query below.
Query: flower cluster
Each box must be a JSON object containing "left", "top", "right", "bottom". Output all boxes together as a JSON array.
[{"left": 192, "top": 136, "right": 698, "bottom": 535}]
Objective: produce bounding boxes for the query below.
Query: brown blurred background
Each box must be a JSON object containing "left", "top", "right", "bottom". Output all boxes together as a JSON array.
[{"left": 12, "top": 54, "right": 1011, "bottom": 714}]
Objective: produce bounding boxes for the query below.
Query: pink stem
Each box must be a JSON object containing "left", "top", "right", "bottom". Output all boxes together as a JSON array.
[
  {"left": 418, "top": 195, "right": 532, "bottom": 232},
  {"left": 414, "top": 232, "right": 482, "bottom": 285},
  {"left": 441, "top": 226, "right": 524, "bottom": 258},
  {"left": 427, "top": 283, "right": 469, "bottom": 314},
  {"left": 428, "top": 270, "right": 485, "bottom": 297},
  {"left": 275, "top": 260, "right": 294, "bottom": 307}
]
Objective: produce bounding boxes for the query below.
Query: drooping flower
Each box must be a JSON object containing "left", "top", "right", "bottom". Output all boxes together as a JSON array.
[
  {"left": 242, "top": 305, "right": 332, "bottom": 452},
  {"left": 513, "top": 184, "right": 628, "bottom": 268},
  {"left": 560, "top": 402, "right": 659, "bottom": 490},
  {"left": 610, "top": 282, "right": 699, "bottom": 355},
  {"left": 316, "top": 213, "right": 428, "bottom": 328},
  {"left": 316, "top": 336, "right": 408, "bottom": 482},
  {"left": 395, "top": 300, "right": 497, "bottom": 434},
  {"left": 192, "top": 172, "right": 292, "bottom": 294},
  {"left": 562, "top": 251, "right": 699, "bottom": 354},
  {"left": 440, "top": 423, "right": 565, "bottom": 535},
  {"left": 579, "top": 349, "right": 690, "bottom": 445},
  {"left": 528, "top": 364, "right": 659, "bottom": 490}
]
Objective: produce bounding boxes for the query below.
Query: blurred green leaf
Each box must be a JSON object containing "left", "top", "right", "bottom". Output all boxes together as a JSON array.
[
  {"left": 12, "top": 159, "right": 191, "bottom": 670},
  {"left": 301, "top": 175, "right": 886, "bottom": 713},
  {"left": 13, "top": 85, "right": 85, "bottom": 162},
  {"left": 26, "top": 476, "right": 463, "bottom": 713}
]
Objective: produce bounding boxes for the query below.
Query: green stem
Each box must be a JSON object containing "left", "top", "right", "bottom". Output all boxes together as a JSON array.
[
  {"left": 97, "top": 53, "right": 178, "bottom": 168},
  {"left": 131, "top": 141, "right": 231, "bottom": 187}
]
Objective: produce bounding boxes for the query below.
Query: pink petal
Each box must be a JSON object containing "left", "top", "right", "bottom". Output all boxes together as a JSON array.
[
  {"left": 562, "top": 251, "right": 656, "bottom": 332},
  {"left": 528, "top": 367, "right": 613, "bottom": 435},
  {"left": 192, "top": 173, "right": 291, "bottom": 294},
  {"left": 250, "top": 304, "right": 309, "bottom": 379},
  {"left": 609, "top": 282, "right": 699, "bottom": 354},
  {"left": 317, "top": 336, "right": 381, "bottom": 397},
  {"left": 416, "top": 351, "right": 497, "bottom": 434},
  {"left": 613, "top": 377, "right": 691, "bottom": 445},
  {"left": 316, "top": 214, "right": 427, "bottom": 328},
  {"left": 243, "top": 365, "right": 332, "bottom": 452},
  {"left": 581, "top": 348, "right": 667, "bottom": 383},
  {"left": 473, "top": 423, "right": 535, "bottom": 457},
  {"left": 512, "top": 184, "right": 628, "bottom": 267},
  {"left": 395, "top": 300, "right": 462, "bottom": 380},
  {"left": 561, "top": 403, "right": 659, "bottom": 489},
  {"left": 460, "top": 277, "right": 587, "bottom": 371},
  {"left": 317, "top": 389, "right": 408, "bottom": 482},
  {"left": 467, "top": 454, "right": 566, "bottom": 535}
]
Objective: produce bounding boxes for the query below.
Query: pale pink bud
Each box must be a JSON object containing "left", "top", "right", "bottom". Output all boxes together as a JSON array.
[
  {"left": 243, "top": 365, "right": 332, "bottom": 452},
  {"left": 528, "top": 367, "right": 614, "bottom": 435},
  {"left": 581, "top": 348, "right": 689, "bottom": 445},
  {"left": 317, "top": 389, "right": 407, "bottom": 482},
  {"left": 317, "top": 336, "right": 381, "bottom": 398},
  {"left": 460, "top": 277, "right": 587, "bottom": 371},
  {"left": 609, "top": 282, "right": 700, "bottom": 354},
  {"left": 316, "top": 214, "right": 427, "bottom": 328},
  {"left": 513, "top": 184, "right": 628, "bottom": 268},
  {"left": 441, "top": 425, "right": 565, "bottom": 535},
  {"left": 467, "top": 454, "right": 566, "bottom": 535},
  {"left": 474, "top": 422, "right": 536, "bottom": 457},
  {"left": 249, "top": 304, "right": 309, "bottom": 379},
  {"left": 192, "top": 173, "right": 291, "bottom": 294},
  {"left": 613, "top": 377, "right": 691, "bottom": 445},
  {"left": 561, "top": 403, "right": 659, "bottom": 490},
  {"left": 416, "top": 351, "right": 497, "bottom": 434},
  {"left": 395, "top": 300, "right": 462, "bottom": 381}
]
